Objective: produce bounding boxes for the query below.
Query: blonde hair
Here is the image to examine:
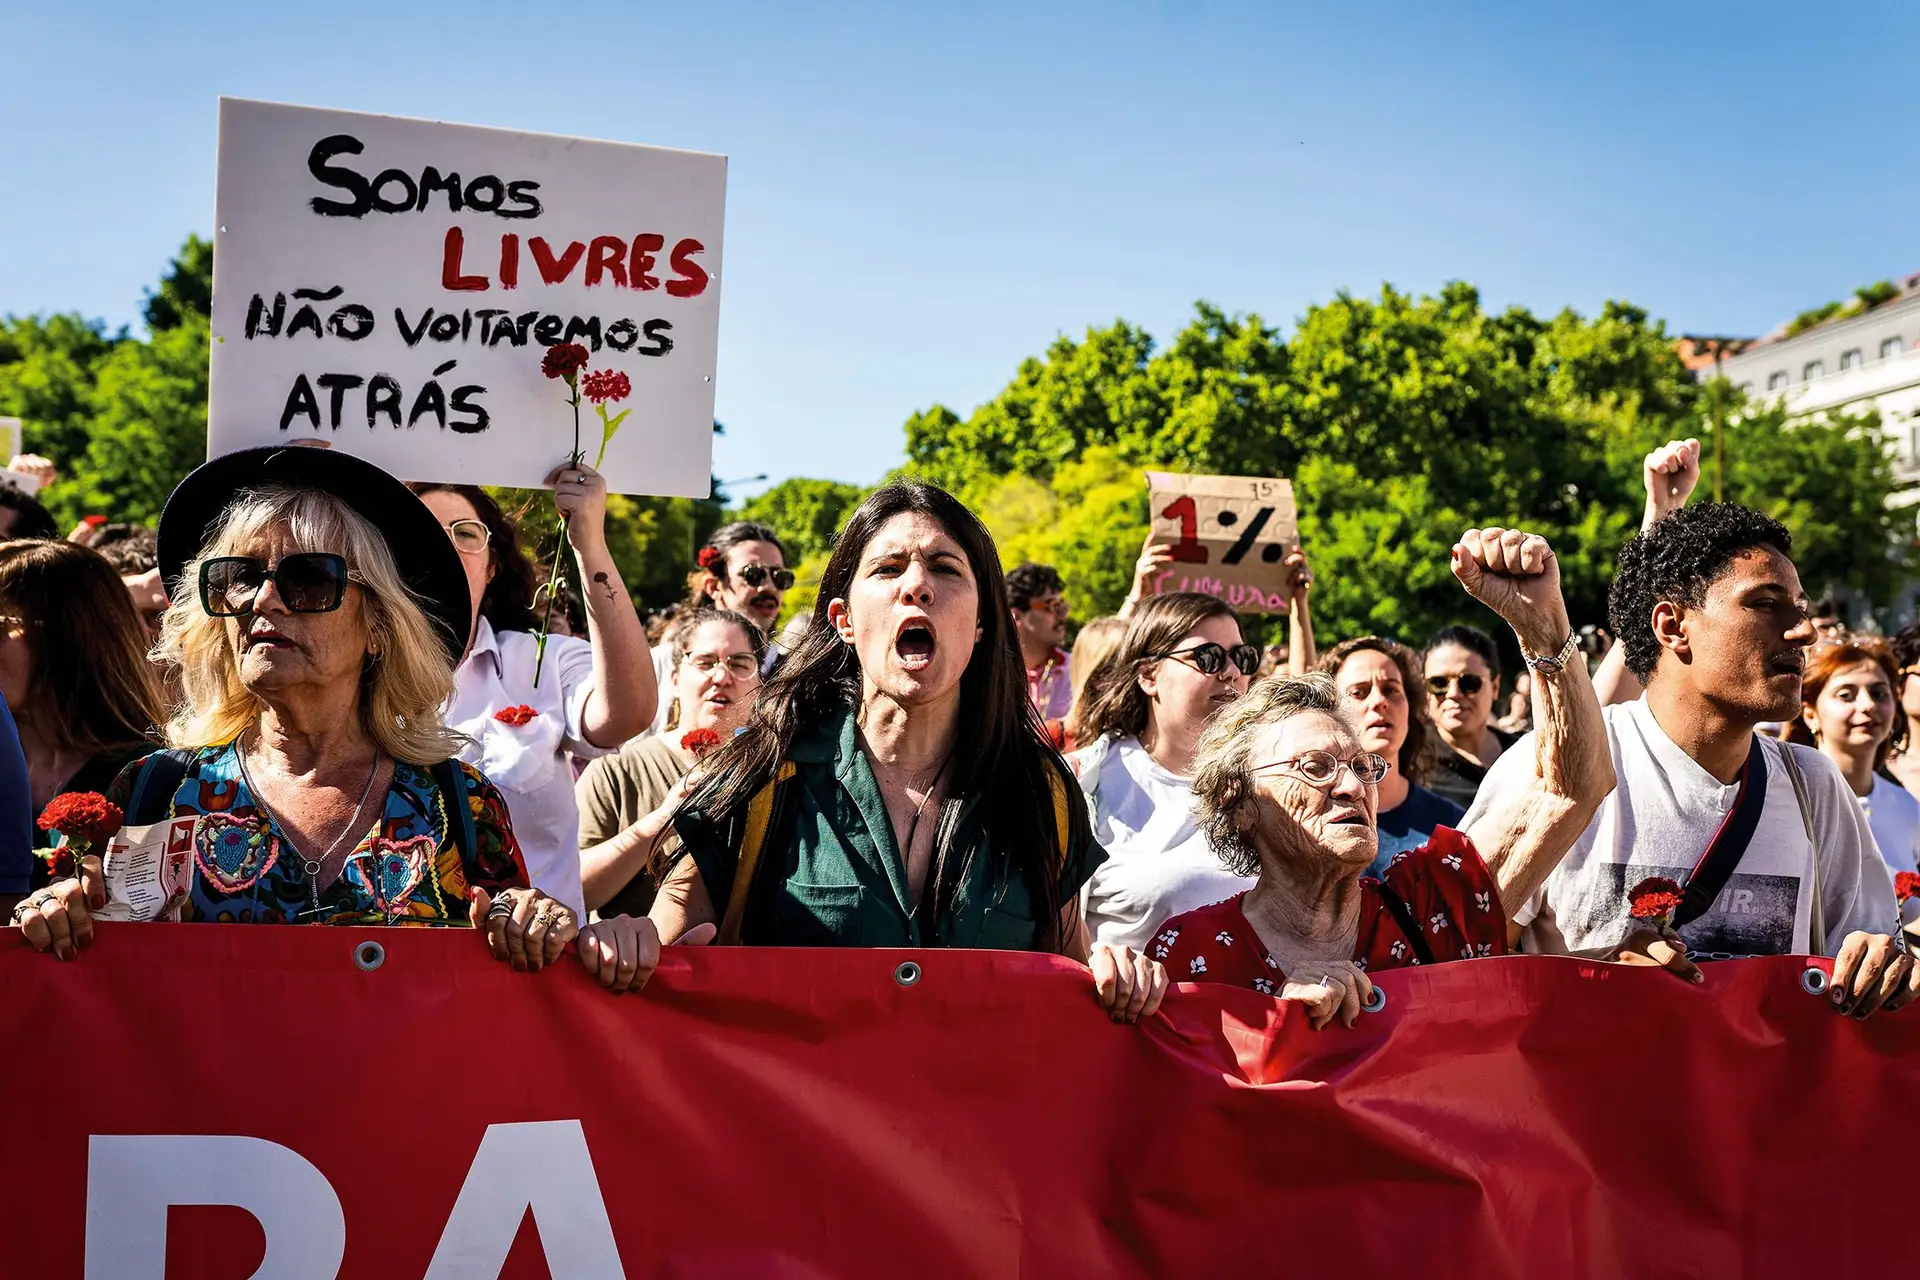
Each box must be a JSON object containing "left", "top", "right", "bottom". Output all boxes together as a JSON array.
[{"left": 159, "top": 486, "right": 467, "bottom": 765}]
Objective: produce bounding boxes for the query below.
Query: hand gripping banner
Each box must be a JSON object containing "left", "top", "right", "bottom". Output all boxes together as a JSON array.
[{"left": 0, "top": 926, "right": 1902, "bottom": 1278}]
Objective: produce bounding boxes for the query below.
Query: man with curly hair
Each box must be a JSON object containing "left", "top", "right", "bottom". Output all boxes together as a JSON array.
[
  {"left": 1464, "top": 502, "right": 1913, "bottom": 1018},
  {"left": 1007, "top": 562, "right": 1073, "bottom": 723}
]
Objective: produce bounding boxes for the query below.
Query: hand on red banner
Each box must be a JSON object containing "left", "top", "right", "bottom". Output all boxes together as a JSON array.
[
  {"left": 467, "top": 887, "right": 577, "bottom": 973},
  {"left": 9, "top": 855, "right": 104, "bottom": 960},
  {"left": 1279, "top": 960, "right": 1375, "bottom": 1030},
  {"left": 575, "top": 917, "right": 717, "bottom": 995},
  {"left": 1450, "top": 528, "right": 1570, "bottom": 657},
  {"left": 1828, "top": 931, "right": 1919, "bottom": 1019},
  {"left": 1613, "top": 926, "right": 1703, "bottom": 984},
  {"left": 1089, "top": 942, "right": 1168, "bottom": 1024}
]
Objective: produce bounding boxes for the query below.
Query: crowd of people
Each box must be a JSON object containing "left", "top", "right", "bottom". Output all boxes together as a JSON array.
[{"left": 4, "top": 427, "right": 1918, "bottom": 1024}]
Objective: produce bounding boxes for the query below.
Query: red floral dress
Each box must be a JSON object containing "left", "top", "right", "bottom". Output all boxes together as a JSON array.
[{"left": 1150, "top": 827, "right": 1507, "bottom": 994}]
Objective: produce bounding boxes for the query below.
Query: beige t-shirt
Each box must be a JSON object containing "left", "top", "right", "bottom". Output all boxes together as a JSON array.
[{"left": 576, "top": 734, "right": 690, "bottom": 917}]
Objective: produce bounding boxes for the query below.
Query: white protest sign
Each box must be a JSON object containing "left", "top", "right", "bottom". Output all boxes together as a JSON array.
[
  {"left": 1144, "top": 471, "right": 1300, "bottom": 613},
  {"left": 209, "top": 98, "right": 726, "bottom": 496},
  {"left": 0, "top": 416, "right": 22, "bottom": 463}
]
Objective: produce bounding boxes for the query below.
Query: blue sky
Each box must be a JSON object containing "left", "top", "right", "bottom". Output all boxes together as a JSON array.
[{"left": 4, "top": 0, "right": 1916, "bottom": 500}]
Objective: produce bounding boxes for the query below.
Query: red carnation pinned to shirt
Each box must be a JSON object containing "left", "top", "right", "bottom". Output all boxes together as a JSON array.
[
  {"left": 680, "top": 728, "right": 723, "bottom": 758},
  {"left": 697, "top": 546, "right": 723, "bottom": 572},
  {"left": 494, "top": 704, "right": 538, "bottom": 727},
  {"left": 37, "top": 791, "right": 125, "bottom": 881},
  {"left": 1897, "top": 871, "right": 1920, "bottom": 904},
  {"left": 1628, "top": 876, "right": 1685, "bottom": 930},
  {"left": 540, "top": 342, "right": 590, "bottom": 382}
]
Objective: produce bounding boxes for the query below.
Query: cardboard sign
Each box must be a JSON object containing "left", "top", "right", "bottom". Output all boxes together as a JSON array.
[
  {"left": 1144, "top": 471, "right": 1299, "bottom": 613},
  {"left": 209, "top": 98, "right": 727, "bottom": 496}
]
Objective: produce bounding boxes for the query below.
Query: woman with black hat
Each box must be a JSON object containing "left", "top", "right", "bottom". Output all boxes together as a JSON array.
[{"left": 9, "top": 446, "right": 653, "bottom": 986}]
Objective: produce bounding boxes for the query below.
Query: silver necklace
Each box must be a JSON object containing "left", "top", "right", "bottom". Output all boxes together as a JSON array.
[{"left": 236, "top": 734, "right": 382, "bottom": 922}]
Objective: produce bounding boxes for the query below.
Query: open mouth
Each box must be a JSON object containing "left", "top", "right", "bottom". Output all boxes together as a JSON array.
[
  {"left": 895, "top": 620, "right": 936, "bottom": 669},
  {"left": 1328, "top": 811, "right": 1370, "bottom": 827}
]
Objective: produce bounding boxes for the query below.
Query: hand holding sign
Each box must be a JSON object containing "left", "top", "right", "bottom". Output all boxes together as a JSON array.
[{"left": 1142, "top": 472, "right": 1301, "bottom": 614}]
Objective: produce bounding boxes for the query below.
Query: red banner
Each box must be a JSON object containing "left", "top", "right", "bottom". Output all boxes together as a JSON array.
[{"left": 2, "top": 924, "right": 1903, "bottom": 1278}]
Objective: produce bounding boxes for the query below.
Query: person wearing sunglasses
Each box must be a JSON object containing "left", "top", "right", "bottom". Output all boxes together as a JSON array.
[
  {"left": 577, "top": 607, "right": 768, "bottom": 916},
  {"left": 1147, "top": 528, "right": 1614, "bottom": 1024},
  {"left": 1422, "top": 624, "right": 1519, "bottom": 810},
  {"left": 411, "top": 478, "right": 656, "bottom": 921},
  {"left": 1318, "top": 635, "right": 1464, "bottom": 875},
  {"left": 1067, "top": 593, "right": 1258, "bottom": 950},
  {"left": 641, "top": 521, "right": 795, "bottom": 739},
  {"left": 8, "top": 448, "right": 662, "bottom": 991}
]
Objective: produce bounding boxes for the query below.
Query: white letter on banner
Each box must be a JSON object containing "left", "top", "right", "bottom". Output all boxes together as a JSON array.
[
  {"left": 84, "top": 1134, "right": 345, "bottom": 1280},
  {"left": 424, "top": 1120, "right": 622, "bottom": 1278}
]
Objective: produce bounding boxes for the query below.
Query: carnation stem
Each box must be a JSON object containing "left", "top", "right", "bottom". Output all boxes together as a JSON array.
[{"left": 533, "top": 390, "right": 586, "bottom": 689}]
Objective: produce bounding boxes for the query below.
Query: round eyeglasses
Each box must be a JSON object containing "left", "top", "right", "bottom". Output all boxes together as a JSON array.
[{"left": 1250, "top": 750, "right": 1392, "bottom": 789}]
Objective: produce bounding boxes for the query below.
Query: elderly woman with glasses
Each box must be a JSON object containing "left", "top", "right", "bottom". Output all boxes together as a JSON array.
[
  {"left": 410, "top": 474, "right": 656, "bottom": 921},
  {"left": 1148, "top": 529, "right": 1614, "bottom": 1028},
  {"left": 10, "top": 447, "right": 651, "bottom": 992}
]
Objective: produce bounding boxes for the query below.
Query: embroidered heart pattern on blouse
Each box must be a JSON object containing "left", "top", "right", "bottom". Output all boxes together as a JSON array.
[
  {"left": 360, "top": 836, "right": 434, "bottom": 916},
  {"left": 192, "top": 813, "right": 280, "bottom": 894}
]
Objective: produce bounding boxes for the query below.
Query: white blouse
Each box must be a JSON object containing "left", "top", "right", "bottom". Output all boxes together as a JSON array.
[{"left": 445, "top": 618, "right": 611, "bottom": 916}]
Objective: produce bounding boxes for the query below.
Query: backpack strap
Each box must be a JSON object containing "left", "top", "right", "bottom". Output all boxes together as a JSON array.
[
  {"left": 1048, "top": 765, "right": 1071, "bottom": 872},
  {"left": 428, "top": 759, "right": 478, "bottom": 866},
  {"left": 1777, "top": 743, "right": 1827, "bottom": 956},
  {"left": 718, "top": 762, "right": 798, "bottom": 946},
  {"left": 124, "top": 748, "right": 198, "bottom": 826}
]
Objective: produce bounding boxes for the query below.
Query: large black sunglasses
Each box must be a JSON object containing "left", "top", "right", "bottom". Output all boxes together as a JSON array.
[
  {"left": 1154, "top": 642, "right": 1261, "bottom": 677},
  {"left": 200, "top": 553, "right": 351, "bottom": 617},
  {"left": 735, "top": 564, "right": 795, "bottom": 591},
  {"left": 1426, "top": 673, "right": 1485, "bottom": 697}
]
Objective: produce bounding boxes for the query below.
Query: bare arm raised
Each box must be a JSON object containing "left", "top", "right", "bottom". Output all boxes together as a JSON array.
[{"left": 1452, "top": 527, "right": 1616, "bottom": 931}]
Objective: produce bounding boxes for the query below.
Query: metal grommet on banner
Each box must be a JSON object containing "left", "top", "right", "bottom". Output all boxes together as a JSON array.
[
  {"left": 1800, "top": 967, "right": 1829, "bottom": 996},
  {"left": 1362, "top": 986, "right": 1387, "bottom": 1013},
  {"left": 353, "top": 940, "right": 386, "bottom": 972},
  {"left": 894, "top": 960, "right": 921, "bottom": 988}
]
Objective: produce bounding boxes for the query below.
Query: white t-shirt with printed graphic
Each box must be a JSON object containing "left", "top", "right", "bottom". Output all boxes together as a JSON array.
[{"left": 1461, "top": 698, "right": 1897, "bottom": 960}]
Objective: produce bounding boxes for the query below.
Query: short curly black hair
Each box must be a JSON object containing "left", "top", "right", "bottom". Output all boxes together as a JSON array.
[
  {"left": 1608, "top": 503, "right": 1793, "bottom": 680},
  {"left": 1892, "top": 622, "right": 1920, "bottom": 673},
  {"left": 1005, "top": 562, "right": 1065, "bottom": 611}
]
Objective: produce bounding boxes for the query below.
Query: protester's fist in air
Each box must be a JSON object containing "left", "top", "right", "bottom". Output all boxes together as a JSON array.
[
  {"left": 6, "top": 454, "right": 57, "bottom": 491},
  {"left": 1281, "top": 544, "right": 1313, "bottom": 604},
  {"left": 1450, "top": 528, "right": 1570, "bottom": 657},
  {"left": 1641, "top": 438, "right": 1701, "bottom": 527}
]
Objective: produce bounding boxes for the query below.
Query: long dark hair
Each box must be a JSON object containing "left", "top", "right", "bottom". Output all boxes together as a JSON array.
[
  {"left": 1067, "top": 592, "right": 1237, "bottom": 746},
  {"left": 680, "top": 481, "right": 1084, "bottom": 951},
  {"left": 408, "top": 484, "right": 539, "bottom": 633},
  {"left": 0, "top": 541, "right": 163, "bottom": 755}
]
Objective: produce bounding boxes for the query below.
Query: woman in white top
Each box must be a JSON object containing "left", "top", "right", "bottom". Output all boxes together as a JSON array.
[
  {"left": 1791, "top": 636, "right": 1920, "bottom": 912},
  {"left": 1066, "top": 592, "right": 1256, "bottom": 949},
  {"left": 412, "top": 473, "right": 656, "bottom": 917}
]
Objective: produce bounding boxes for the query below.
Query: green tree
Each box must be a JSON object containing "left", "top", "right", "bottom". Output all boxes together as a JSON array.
[
  {"left": 65, "top": 314, "right": 211, "bottom": 524},
  {"left": 735, "top": 476, "right": 865, "bottom": 564},
  {"left": 0, "top": 313, "right": 124, "bottom": 469},
  {"left": 142, "top": 234, "right": 213, "bottom": 333}
]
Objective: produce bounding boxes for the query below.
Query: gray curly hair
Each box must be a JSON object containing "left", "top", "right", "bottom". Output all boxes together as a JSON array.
[{"left": 1192, "top": 672, "right": 1344, "bottom": 877}]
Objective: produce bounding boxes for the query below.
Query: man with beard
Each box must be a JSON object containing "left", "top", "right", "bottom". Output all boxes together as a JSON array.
[
  {"left": 645, "top": 522, "right": 794, "bottom": 735},
  {"left": 1463, "top": 503, "right": 1914, "bottom": 1017}
]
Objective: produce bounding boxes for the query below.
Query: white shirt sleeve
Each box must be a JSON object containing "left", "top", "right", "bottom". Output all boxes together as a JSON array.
[
  {"left": 1457, "top": 728, "right": 1551, "bottom": 926},
  {"left": 551, "top": 634, "right": 613, "bottom": 759},
  {"left": 1790, "top": 743, "right": 1899, "bottom": 954}
]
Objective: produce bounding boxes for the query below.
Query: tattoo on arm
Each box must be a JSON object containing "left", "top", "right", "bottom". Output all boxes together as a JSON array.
[{"left": 591, "top": 571, "right": 617, "bottom": 603}]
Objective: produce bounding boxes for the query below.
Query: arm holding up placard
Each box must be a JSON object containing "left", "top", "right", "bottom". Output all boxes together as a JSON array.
[
  {"left": 1282, "top": 544, "right": 1315, "bottom": 675},
  {"left": 1120, "top": 531, "right": 1174, "bottom": 622},
  {"left": 547, "top": 462, "right": 657, "bottom": 745}
]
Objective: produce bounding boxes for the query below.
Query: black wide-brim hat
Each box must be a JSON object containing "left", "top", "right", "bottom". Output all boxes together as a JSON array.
[{"left": 158, "top": 446, "right": 472, "bottom": 664}]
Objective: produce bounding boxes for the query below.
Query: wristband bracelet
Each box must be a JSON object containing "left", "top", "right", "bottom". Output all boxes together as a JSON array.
[{"left": 1521, "top": 630, "right": 1581, "bottom": 677}]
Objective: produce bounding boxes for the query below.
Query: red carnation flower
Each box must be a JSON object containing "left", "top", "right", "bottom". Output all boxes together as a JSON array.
[
  {"left": 680, "top": 728, "right": 723, "bottom": 758},
  {"left": 697, "top": 547, "right": 723, "bottom": 572},
  {"left": 1897, "top": 871, "right": 1920, "bottom": 904},
  {"left": 1628, "top": 875, "right": 1685, "bottom": 926},
  {"left": 37, "top": 791, "right": 124, "bottom": 857},
  {"left": 581, "top": 369, "right": 632, "bottom": 404},
  {"left": 540, "top": 342, "right": 590, "bottom": 381},
  {"left": 494, "top": 704, "right": 538, "bottom": 727}
]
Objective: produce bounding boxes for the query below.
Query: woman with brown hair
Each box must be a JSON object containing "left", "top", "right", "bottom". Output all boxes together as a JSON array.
[
  {"left": 0, "top": 540, "right": 166, "bottom": 891},
  {"left": 1067, "top": 592, "right": 1256, "bottom": 949},
  {"left": 1789, "top": 638, "right": 1920, "bottom": 899},
  {"left": 1319, "top": 635, "right": 1464, "bottom": 874}
]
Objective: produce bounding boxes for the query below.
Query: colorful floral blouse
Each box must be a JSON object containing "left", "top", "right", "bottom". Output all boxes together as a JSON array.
[{"left": 102, "top": 742, "right": 529, "bottom": 926}]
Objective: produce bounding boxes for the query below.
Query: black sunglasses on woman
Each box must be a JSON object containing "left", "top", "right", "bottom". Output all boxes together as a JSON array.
[{"left": 1150, "top": 641, "right": 1261, "bottom": 677}]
